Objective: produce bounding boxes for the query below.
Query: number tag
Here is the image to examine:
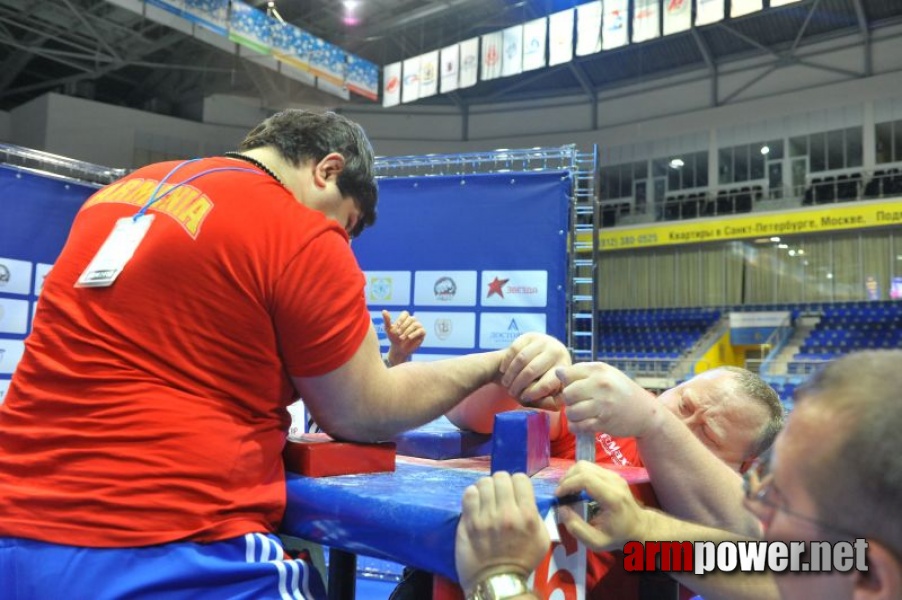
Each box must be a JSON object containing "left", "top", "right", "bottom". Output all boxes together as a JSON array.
[{"left": 76, "top": 215, "right": 155, "bottom": 288}]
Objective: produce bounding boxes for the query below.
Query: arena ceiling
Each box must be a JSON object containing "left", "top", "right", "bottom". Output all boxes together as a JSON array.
[{"left": 0, "top": 0, "right": 899, "bottom": 116}]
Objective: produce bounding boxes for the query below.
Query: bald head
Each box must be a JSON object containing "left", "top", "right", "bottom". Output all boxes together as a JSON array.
[{"left": 657, "top": 367, "right": 783, "bottom": 470}]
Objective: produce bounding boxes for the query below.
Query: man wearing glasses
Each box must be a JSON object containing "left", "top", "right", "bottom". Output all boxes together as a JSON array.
[
  {"left": 457, "top": 350, "right": 902, "bottom": 600},
  {"left": 449, "top": 332, "right": 784, "bottom": 598}
]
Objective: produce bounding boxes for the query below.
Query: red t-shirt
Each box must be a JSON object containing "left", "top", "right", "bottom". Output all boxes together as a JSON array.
[
  {"left": 0, "top": 158, "right": 372, "bottom": 547},
  {"left": 552, "top": 413, "right": 669, "bottom": 599}
]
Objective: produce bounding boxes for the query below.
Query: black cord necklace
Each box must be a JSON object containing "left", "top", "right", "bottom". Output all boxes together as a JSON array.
[{"left": 223, "top": 152, "right": 285, "bottom": 187}]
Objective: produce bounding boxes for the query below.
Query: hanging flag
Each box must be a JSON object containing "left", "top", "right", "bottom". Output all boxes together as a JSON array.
[
  {"left": 731, "top": 0, "right": 763, "bottom": 17},
  {"left": 502, "top": 25, "right": 523, "bottom": 77},
  {"left": 663, "top": 0, "right": 692, "bottom": 36},
  {"left": 459, "top": 37, "right": 479, "bottom": 88},
  {"left": 576, "top": 1, "right": 602, "bottom": 57},
  {"left": 402, "top": 56, "right": 421, "bottom": 103},
  {"left": 383, "top": 61, "right": 401, "bottom": 107},
  {"left": 481, "top": 31, "right": 503, "bottom": 81},
  {"left": 440, "top": 44, "right": 459, "bottom": 93},
  {"left": 696, "top": 0, "right": 724, "bottom": 26},
  {"left": 770, "top": 0, "right": 802, "bottom": 5},
  {"left": 419, "top": 50, "right": 439, "bottom": 98},
  {"left": 632, "top": 0, "right": 660, "bottom": 43},
  {"left": 522, "top": 17, "right": 547, "bottom": 72},
  {"left": 548, "top": 9, "right": 573, "bottom": 67},
  {"left": 602, "top": 0, "right": 629, "bottom": 50}
]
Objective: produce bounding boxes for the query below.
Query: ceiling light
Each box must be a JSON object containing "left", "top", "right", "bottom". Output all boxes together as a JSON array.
[
  {"left": 760, "top": 145, "right": 770, "bottom": 155},
  {"left": 778, "top": 243, "right": 788, "bottom": 249},
  {"left": 770, "top": 237, "right": 780, "bottom": 242},
  {"left": 669, "top": 158, "right": 684, "bottom": 169},
  {"left": 788, "top": 249, "right": 796, "bottom": 256},
  {"left": 343, "top": 0, "right": 359, "bottom": 10}
]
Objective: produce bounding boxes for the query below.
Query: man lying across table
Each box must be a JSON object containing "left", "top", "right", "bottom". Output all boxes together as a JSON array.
[{"left": 447, "top": 332, "right": 783, "bottom": 597}]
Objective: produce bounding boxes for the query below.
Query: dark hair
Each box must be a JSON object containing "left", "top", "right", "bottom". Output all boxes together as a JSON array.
[{"left": 239, "top": 110, "right": 377, "bottom": 237}]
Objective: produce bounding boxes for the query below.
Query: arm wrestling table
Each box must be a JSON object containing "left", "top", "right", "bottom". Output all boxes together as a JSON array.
[{"left": 281, "top": 449, "right": 650, "bottom": 600}]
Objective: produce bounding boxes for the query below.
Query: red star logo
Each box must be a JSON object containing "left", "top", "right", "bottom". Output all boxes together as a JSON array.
[{"left": 487, "top": 276, "right": 509, "bottom": 298}]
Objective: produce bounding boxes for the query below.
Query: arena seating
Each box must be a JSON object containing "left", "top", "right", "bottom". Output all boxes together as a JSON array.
[
  {"left": 597, "top": 307, "right": 722, "bottom": 376},
  {"left": 789, "top": 301, "right": 902, "bottom": 375},
  {"left": 597, "top": 301, "right": 900, "bottom": 410}
]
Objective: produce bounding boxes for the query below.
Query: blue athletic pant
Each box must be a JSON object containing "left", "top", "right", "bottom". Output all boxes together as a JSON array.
[{"left": 0, "top": 533, "right": 327, "bottom": 599}]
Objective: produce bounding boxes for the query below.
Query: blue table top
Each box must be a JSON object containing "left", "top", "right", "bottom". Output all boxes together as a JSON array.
[{"left": 281, "top": 455, "right": 648, "bottom": 581}]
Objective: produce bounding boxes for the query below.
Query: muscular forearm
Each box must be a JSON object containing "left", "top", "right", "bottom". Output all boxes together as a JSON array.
[
  {"left": 637, "top": 410, "right": 761, "bottom": 535},
  {"left": 445, "top": 383, "right": 523, "bottom": 434},
  {"left": 304, "top": 348, "right": 505, "bottom": 442},
  {"left": 377, "top": 355, "right": 504, "bottom": 436}
]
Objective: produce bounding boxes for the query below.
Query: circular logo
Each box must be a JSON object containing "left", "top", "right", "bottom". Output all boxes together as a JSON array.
[
  {"left": 434, "top": 319, "right": 453, "bottom": 340},
  {"left": 434, "top": 277, "right": 457, "bottom": 301},
  {"left": 386, "top": 76, "right": 400, "bottom": 94}
]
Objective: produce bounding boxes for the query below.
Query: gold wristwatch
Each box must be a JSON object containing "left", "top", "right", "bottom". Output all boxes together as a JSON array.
[{"left": 466, "top": 573, "right": 530, "bottom": 600}]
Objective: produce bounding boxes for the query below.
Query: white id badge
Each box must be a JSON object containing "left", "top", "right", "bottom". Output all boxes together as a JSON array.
[{"left": 76, "top": 215, "right": 155, "bottom": 288}]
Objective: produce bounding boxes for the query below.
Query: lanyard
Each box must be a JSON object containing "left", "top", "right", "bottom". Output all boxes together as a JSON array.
[{"left": 134, "top": 159, "right": 264, "bottom": 220}]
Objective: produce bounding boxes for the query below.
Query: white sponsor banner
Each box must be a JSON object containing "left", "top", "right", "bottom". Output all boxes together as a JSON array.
[
  {"left": 481, "top": 31, "right": 503, "bottom": 81},
  {"left": 633, "top": 0, "right": 660, "bottom": 43},
  {"left": 364, "top": 271, "right": 412, "bottom": 306},
  {"left": 419, "top": 50, "right": 439, "bottom": 98},
  {"left": 548, "top": 9, "right": 574, "bottom": 67},
  {"left": 440, "top": 44, "right": 460, "bottom": 93},
  {"left": 0, "top": 298, "right": 30, "bottom": 334},
  {"left": 770, "top": 0, "right": 802, "bottom": 5},
  {"left": 0, "top": 339, "right": 25, "bottom": 375},
  {"left": 416, "top": 311, "right": 476, "bottom": 349},
  {"left": 479, "top": 312, "right": 547, "bottom": 350},
  {"left": 522, "top": 18, "right": 547, "bottom": 72},
  {"left": 0, "top": 257, "right": 33, "bottom": 296},
  {"left": 576, "top": 1, "right": 602, "bottom": 57},
  {"left": 414, "top": 271, "right": 478, "bottom": 307},
  {"left": 480, "top": 271, "right": 548, "bottom": 308},
  {"left": 663, "top": 0, "right": 692, "bottom": 35},
  {"left": 383, "top": 61, "right": 401, "bottom": 107},
  {"left": 402, "top": 56, "right": 421, "bottom": 103},
  {"left": 731, "top": 0, "right": 763, "bottom": 17},
  {"left": 728, "top": 311, "right": 791, "bottom": 328},
  {"left": 502, "top": 25, "right": 523, "bottom": 77},
  {"left": 459, "top": 37, "right": 480, "bottom": 88},
  {"left": 696, "top": 0, "right": 724, "bottom": 26},
  {"left": 34, "top": 263, "right": 53, "bottom": 296},
  {"left": 0, "top": 379, "right": 9, "bottom": 404},
  {"left": 603, "top": 0, "right": 629, "bottom": 50}
]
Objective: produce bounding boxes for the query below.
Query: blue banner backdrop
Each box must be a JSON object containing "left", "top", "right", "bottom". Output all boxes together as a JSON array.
[
  {"left": 0, "top": 166, "right": 99, "bottom": 398},
  {"left": 352, "top": 171, "right": 571, "bottom": 358}
]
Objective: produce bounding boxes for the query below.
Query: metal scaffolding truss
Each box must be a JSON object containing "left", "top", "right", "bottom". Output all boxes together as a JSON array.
[{"left": 375, "top": 145, "right": 599, "bottom": 362}]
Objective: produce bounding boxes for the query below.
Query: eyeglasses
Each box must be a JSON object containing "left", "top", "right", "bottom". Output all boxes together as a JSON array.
[{"left": 742, "top": 453, "right": 858, "bottom": 540}]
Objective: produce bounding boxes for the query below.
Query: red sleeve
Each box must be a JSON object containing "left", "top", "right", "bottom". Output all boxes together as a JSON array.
[
  {"left": 550, "top": 411, "right": 576, "bottom": 459},
  {"left": 272, "top": 227, "right": 372, "bottom": 377}
]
